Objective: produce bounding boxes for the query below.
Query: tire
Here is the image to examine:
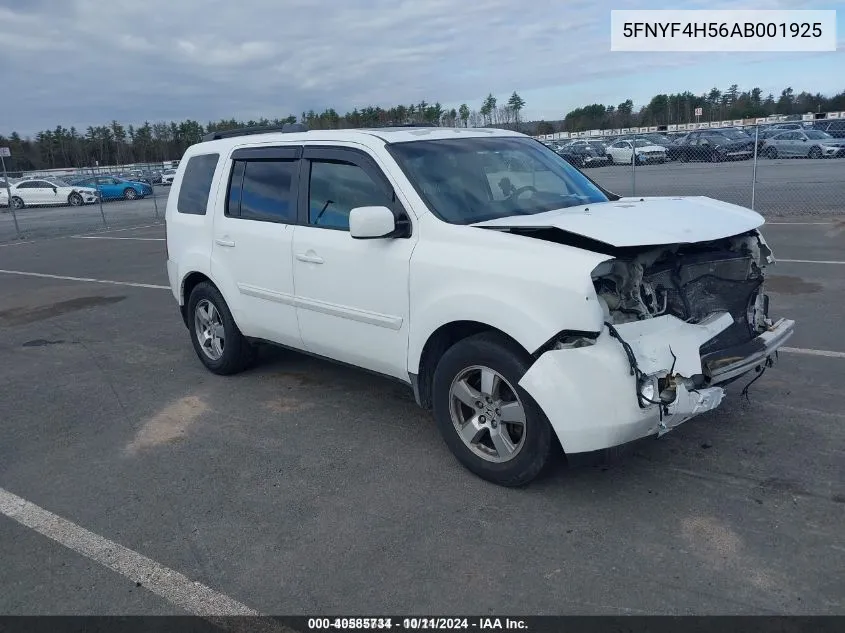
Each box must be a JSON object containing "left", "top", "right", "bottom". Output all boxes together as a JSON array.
[
  {"left": 187, "top": 282, "right": 256, "bottom": 375},
  {"left": 577, "top": 156, "right": 586, "bottom": 168},
  {"left": 678, "top": 153, "right": 688, "bottom": 163},
  {"left": 10, "top": 196, "right": 24, "bottom": 210},
  {"left": 710, "top": 150, "right": 723, "bottom": 163},
  {"left": 432, "top": 332, "right": 555, "bottom": 487},
  {"left": 68, "top": 192, "right": 83, "bottom": 206},
  {"left": 123, "top": 187, "right": 138, "bottom": 200},
  {"left": 766, "top": 147, "right": 778, "bottom": 159},
  {"left": 808, "top": 146, "right": 823, "bottom": 159},
  {"left": 606, "top": 154, "right": 614, "bottom": 165}
]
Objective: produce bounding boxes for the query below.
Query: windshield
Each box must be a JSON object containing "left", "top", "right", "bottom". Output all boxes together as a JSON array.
[
  {"left": 805, "top": 130, "right": 832, "bottom": 140},
  {"left": 48, "top": 179, "right": 71, "bottom": 187},
  {"left": 632, "top": 139, "right": 651, "bottom": 147},
  {"left": 387, "top": 136, "right": 609, "bottom": 225}
]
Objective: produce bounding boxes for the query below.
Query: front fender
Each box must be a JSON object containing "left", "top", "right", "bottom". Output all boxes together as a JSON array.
[{"left": 407, "top": 222, "right": 611, "bottom": 374}]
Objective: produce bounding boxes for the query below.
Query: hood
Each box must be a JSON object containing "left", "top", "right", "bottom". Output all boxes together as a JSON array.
[
  {"left": 471, "top": 196, "right": 764, "bottom": 248},
  {"left": 820, "top": 138, "right": 845, "bottom": 146},
  {"left": 634, "top": 145, "right": 664, "bottom": 152}
]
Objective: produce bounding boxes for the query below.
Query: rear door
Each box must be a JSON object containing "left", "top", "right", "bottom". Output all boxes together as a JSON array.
[
  {"left": 778, "top": 131, "right": 802, "bottom": 156},
  {"left": 210, "top": 145, "right": 303, "bottom": 347}
]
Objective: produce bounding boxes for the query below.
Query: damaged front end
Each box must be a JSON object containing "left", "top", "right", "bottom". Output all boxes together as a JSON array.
[{"left": 589, "top": 229, "right": 794, "bottom": 430}]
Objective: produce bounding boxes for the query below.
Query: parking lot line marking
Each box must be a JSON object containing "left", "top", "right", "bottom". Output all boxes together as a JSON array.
[
  {"left": 71, "top": 236, "right": 166, "bottom": 241},
  {"left": 780, "top": 346, "right": 845, "bottom": 359},
  {"left": 778, "top": 259, "right": 845, "bottom": 265},
  {"left": 0, "top": 240, "right": 37, "bottom": 248},
  {"left": 767, "top": 222, "right": 834, "bottom": 225},
  {"left": 0, "top": 486, "right": 259, "bottom": 616},
  {"left": 72, "top": 223, "right": 163, "bottom": 237},
  {"left": 0, "top": 269, "right": 169, "bottom": 290}
]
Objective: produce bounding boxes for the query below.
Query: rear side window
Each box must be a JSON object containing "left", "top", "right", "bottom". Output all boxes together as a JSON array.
[
  {"left": 226, "top": 159, "right": 297, "bottom": 223},
  {"left": 177, "top": 153, "right": 219, "bottom": 215}
]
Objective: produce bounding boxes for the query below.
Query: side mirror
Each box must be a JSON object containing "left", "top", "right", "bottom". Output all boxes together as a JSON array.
[{"left": 349, "top": 206, "right": 397, "bottom": 239}]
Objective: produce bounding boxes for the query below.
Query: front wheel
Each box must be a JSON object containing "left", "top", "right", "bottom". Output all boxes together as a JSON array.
[
  {"left": 68, "top": 192, "right": 83, "bottom": 206},
  {"left": 187, "top": 282, "right": 257, "bottom": 375},
  {"left": 432, "top": 332, "right": 556, "bottom": 486},
  {"left": 765, "top": 147, "right": 778, "bottom": 159},
  {"left": 123, "top": 187, "right": 138, "bottom": 200},
  {"left": 808, "top": 146, "right": 823, "bottom": 159},
  {"left": 606, "top": 154, "right": 614, "bottom": 165}
]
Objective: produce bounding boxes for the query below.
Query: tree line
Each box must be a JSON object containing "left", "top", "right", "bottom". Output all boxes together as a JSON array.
[
  {"left": 0, "top": 92, "right": 527, "bottom": 173},
  {"left": 556, "top": 85, "right": 845, "bottom": 135},
  {"left": 2, "top": 83, "right": 841, "bottom": 172}
]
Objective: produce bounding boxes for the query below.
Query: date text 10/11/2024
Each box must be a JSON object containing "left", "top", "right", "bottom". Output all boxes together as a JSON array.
[{"left": 307, "top": 617, "right": 528, "bottom": 630}]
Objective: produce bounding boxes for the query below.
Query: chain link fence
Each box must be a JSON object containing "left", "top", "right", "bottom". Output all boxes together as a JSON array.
[
  {"left": 545, "top": 121, "right": 845, "bottom": 218},
  {"left": 3, "top": 121, "right": 845, "bottom": 244},
  {"left": 0, "top": 161, "right": 174, "bottom": 243}
]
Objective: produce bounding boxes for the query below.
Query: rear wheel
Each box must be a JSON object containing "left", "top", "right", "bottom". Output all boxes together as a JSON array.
[
  {"left": 123, "top": 187, "right": 138, "bottom": 200},
  {"left": 68, "top": 192, "right": 83, "bottom": 206},
  {"left": 10, "top": 196, "right": 24, "bottom": 210},
  {"left": 432, "top": 332, "right": 555, "bottom": 487},
  {"left": 606, "top": 154, "right": 614, "bottom": 165},
  {"left": 808, "top": 146, "right": 823, "bottom": 159},
  {"left": 187, "top": 282, "right": 256, "bottom": 375},
  {"left": 678, "top": 152, "right": 688, "bottom": 163},
  {"left": 765, "top": 147, "right": 778, "bottom": 159}
]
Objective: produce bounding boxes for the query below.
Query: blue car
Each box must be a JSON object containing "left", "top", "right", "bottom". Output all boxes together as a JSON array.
[{"left": 71, "top": 176, "right": 153, "bottom": 200}]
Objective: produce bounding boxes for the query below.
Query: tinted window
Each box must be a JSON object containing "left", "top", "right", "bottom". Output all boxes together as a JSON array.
[
  {"left": 17, "top": 181, "right": 38, "bottom": 189},
  {"left": 227, "top": 159, "right": 296, "bottom": 223},
  {"left": 308, "top": 160, "right": 390, "bottom": 230},
  {"left": 177, "top": 153, "right": 219, "bottom": 215}
]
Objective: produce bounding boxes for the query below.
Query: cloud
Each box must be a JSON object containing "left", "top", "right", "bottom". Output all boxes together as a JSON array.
[{"left": 0, "top": 0, "right": 840, "bottom": 134}]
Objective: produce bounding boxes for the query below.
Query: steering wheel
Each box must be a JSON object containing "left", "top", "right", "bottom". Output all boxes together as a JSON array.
[{"left": 506, "top": 185, "right": 538, "bottom": 201}]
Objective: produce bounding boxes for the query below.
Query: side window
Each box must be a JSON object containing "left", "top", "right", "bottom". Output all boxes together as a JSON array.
[
  {"left": 17, "top": 181, "right": 36, "bottom": 189},
  {"left": 226, "top": 159, "right": 297, "bottom": 223},
  {"left": 177, "top": 153, "right": 219, "bottom": 215},
  {"left": 308, "top": 160, "right": 391, "bottom": 230}
]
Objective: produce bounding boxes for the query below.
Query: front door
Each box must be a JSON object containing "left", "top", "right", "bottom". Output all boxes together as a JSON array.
[
  {"left": 291, "top": 146, "right": 416, "bottom": 380},
  {"left": 210, "top": 145, "right": 302, "bottom": 347}
]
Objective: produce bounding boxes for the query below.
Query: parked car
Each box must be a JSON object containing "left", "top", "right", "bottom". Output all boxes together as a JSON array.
[
  {"left": 761, "top": 129, "right": 845, "bottom": 159},
  {"left": 161, "top": 169, "right": 177, "bottom": 185},
  {"left": 118, "top": 170, "right": 153, "bottom": 185},
  {"left": 165, "top": 126, "right": 794, "bottom": 486},
  {"left": 635, "top": 133, "right": 674, "bottom": 149},
  {"left": 71, "top": 175, "right": 154, "bottom": 199},
  {"left": 605, "top": 138, "right": 667, "bottom": 164},
  {"left": 561, "top": 140, "right": 609, "bottom": 166},
  {"left": 812, "top": 119, "right": 845, "bottom": 139},
  {"left": 667, "top": 131, "right": 755, "bottom": 162},
  {"left": 0, "top": 177, "right": 99, "bottom": 209}
]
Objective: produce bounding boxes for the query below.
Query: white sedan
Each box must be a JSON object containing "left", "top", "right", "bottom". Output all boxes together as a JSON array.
[
  {"left": 161, "top": 169, "right": 177, "bottom": 186},
  {"left": 0, "top": 178, "right": 100, "bottom": 209},
  {"left": 605, "top": 139, "right": 667, "bottom": 165}
]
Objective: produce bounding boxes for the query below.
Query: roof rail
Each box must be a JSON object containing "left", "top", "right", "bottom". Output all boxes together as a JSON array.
[{"left": 201, "top": 123, "right": 308, "bottom": 142}]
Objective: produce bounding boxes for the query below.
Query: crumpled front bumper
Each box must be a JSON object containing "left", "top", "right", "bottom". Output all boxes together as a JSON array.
[{"left": 518, "top": 312, "right": 795, "bottom": 455}]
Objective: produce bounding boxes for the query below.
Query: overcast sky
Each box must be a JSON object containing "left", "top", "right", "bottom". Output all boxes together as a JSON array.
[{"left": 1, "top": 0, "right": 842, "bottom": 136}]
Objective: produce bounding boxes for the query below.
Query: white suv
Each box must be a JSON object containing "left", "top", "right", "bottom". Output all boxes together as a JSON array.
[{"left": 166, "top": 125, "right": 794, "bottom": 486}]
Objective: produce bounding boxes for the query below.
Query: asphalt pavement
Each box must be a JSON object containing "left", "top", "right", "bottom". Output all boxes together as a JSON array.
[{"left": 0, "top": 218, "right": 843, "bottom": 617}]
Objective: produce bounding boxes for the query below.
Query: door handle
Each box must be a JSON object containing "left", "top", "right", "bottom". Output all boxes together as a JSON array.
[
  {"left": 215, "top": 238, "right": 235, "bottom": 248},
  {"left": 296, "top": 253, "right": 324, "bottom": 264}
]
